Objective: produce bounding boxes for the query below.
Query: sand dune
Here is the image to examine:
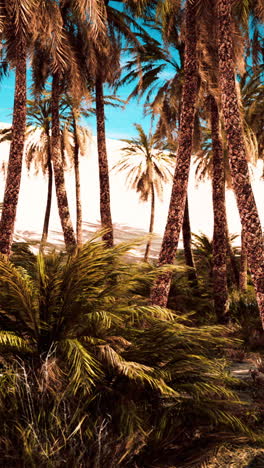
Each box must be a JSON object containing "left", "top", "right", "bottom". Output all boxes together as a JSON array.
[{"left": 1, "top": 134, "right": 263, "bottom": 255}]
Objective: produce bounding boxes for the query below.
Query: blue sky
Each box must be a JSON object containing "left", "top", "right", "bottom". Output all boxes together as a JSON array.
[
  {"left": 0, "top": 56, "right": 174, "bottom": 139},
  {"left": 0, "top": 1, "right": 174, "bottom": 141},
  {"left": 0, "top": 69, "right": 156, "bottom": 140}
]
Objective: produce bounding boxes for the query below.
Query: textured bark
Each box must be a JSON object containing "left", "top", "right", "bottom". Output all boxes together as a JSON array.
[
  {"left": 144, "top": 182, "right": 155, "bottom": 262},
  {"left": 226, "top": 228, "right": 240, "bottom": 288},
  {"left": 217, "top": 0, "right": 264, "bottom": 326},
  {"left": 73, "top": 118, "right": 83, "bottom": 247},
  {"left": 95, "top": 77, "right": 113, "bottom": 248},
  {"left": 0, "top": 38, "right": 27, "bottom": 256},
  {"left": 239, "top": 228, "right": 247, "bottom": 292},
  {"left": 51, "top": 73, "right": 77, "bottom": 253},
  {"left": 150, "top": 1, "right": 198, "bottom": 306},
  {"left": 40, "top": 132, "right": 53, "bottom": 251},
  {"left": 182, "top": 194, "right": 198, "bottom": 288},
  {"left": 210, "top": 95, "right": 229, "bottom": 322}
]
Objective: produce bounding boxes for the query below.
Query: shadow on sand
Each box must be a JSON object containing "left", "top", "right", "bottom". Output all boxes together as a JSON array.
[{"left": 14, "top": 221, "right": 164, "bottom": 260}]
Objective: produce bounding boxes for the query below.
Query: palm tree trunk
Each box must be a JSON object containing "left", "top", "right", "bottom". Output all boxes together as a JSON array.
[
  {"left": 239, "top": 228, "right": 247, "bottom": 292},
  {"left": 51, "top": 73, "right": 77, "bottom": 253},
  {"left": 150, "top": 0, "right": 198, "bottom": 306},
  {"left": 73, "top": 117, "right": 83, "bottom": 247},
  {"left": 217, "top": 0, "right": 264, "bottom": 326},
  {"left": 40, "top": 134, "right": 53, "bottom": 251},
  {"left": 95, "top": 77, "right": 113, "bottom": 248},
  {"left": 0, "top": 38, "right": 27, "bottom": 256},
  {"left": 182, "top": 194, "right": 198, "bottom": 288},
  {"left": 210, "top": 95, "right": 229, "bottom": 322},
  {"left": 144, "top": 182, "right": 155, "bottom": 261},
  {"left": 226, "top": 228, "right": 240, "bottom": 288}
]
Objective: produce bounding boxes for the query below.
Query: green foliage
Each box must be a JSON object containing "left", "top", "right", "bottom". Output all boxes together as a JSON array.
[
  {"left": 228, "top": 289, "right": 263, "bottom": 350},
  {"left": 0, "top": 239, "right": 256, "bottom": 466},
  {"left": 113, "top": 123, "right": 175, "bottom": 202}
]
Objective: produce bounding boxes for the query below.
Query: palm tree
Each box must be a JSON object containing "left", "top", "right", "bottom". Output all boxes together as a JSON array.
[
  {"left": 80, "top": 1, "right": 153, "bottom": 248},
  {"left": 0, "top": 242, "right": 169, "bottom": 392},
  {"left": 242, "top": 68, "right": 264, "bottom": 163},
  {"left": 239, "top": 228, "right": 248, "bottom": 292},
  {"left": 216, "top": 0, "right": 264, "bottom": 326},
  {"left": 26, "top": 97, "right": 83, "bottom": 251},
  {"left": 209, "top": 94, "right": 229, "bottom": 321},
  {"left": 0, "top": 0, "right": 36, "bottom": 256},
  {"left": 95, "top": 75, "right": 114, "bottom": 248},
  {"left": 119, "top": 24, "right": 198, "bottom": 286},
  {"left": 63, "top": 120, "right": 91, "bottom": 247},
  {"left": 50, "top": 73, "right": 77, "bottom": 253},
  {"left": 26, "top": 96, "right": 54, "bottom": 250},
  {"left": 113, "top": 123, "right": 174, "bottom": 261},
  {"left": 0, "top": 95, "right": 78, "bottom": 251},
  {"left": 150, "top": 0, "right": 199, "bottom": 306},
  {"left": 61, "top": 95, "right": 92, "bottom": 247},
  {"left": 30, "top": 0, "right": 98, "bottom": 253},
  {"left": 0, "top": 241, "right": 251, "bottom": 466}
]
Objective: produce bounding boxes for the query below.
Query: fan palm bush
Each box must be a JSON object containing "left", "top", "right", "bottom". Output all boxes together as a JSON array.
[{"left": 0, "top": 238, "right": 255, "bottom": 466}]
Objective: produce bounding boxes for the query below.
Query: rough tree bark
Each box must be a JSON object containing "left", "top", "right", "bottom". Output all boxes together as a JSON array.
[
  {"left": 217, "top": 0, "right": 264, "bottom": 326},
  {"left": 210, "top": 95, "right": 229, "bottom": 322},
  {"left": 40, "top": 132, "right": 53, "bottom": 251},
  {"left": 95, "top": 77, "right": 114, "bottom": 248},
  {"left": 182, "top": 194, "right": 198, "bottom": 288},
  {"left": 226, "top": 228, "right": 240, "bottom": 289},
  {"left": 51, "top": 73, "right": 77, "bottom": 253},
  {"left": 144, "top": 182, "right": 155, "bottom": 262},
  {"left": 239, "top": 228, "right": 247, "bottom": 292},
  {"left": 150, "top": 0, "right": 199, "bottom": 306},
  {"left": 73, "top": 116, "right": 83, "bottom": 247},
  {"left": 0, "top": 38, "right": 27, "bottom": 256}
]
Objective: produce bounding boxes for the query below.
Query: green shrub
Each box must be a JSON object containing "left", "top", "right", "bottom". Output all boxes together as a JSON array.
[{"left": 0, "top": 239, "right": 256, "bottom": 467}]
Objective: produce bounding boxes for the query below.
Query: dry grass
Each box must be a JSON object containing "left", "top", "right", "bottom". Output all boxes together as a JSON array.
[{"left": 204, "top": 445, "right": 264, "bottom": 468}]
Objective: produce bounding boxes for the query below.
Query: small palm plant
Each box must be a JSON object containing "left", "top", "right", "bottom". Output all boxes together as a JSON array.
[
  {"left": 0, "top": 238, "right": 253, "bottom": 466},
  {"left": 113, "top": 123, "right": 175, "bottom": 261}
]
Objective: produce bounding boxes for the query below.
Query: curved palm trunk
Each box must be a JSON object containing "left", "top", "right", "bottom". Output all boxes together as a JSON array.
[
  {"left": 182, "top": 194, "right": 198, "bottom": 288},
  {"left": 40, "top": 135, "right": 53, "bottom": 251},
  {"left": 51, "top": 73, "right": 77, "bottom": 253},
  {"left": 95, "top": 77, "right": 113, "bottom": 248},
  {"left": 73, "top": 117, "right": 83, "bottom": 247},
  {"left": 217, "top": 0, "right": 264, "bottom": 326},
  {"left": 144, "top": 183, "right": 155, "bottom": 262},
  {"left": 239, "top": 228, "right": 247, "bottom": 292},
  {"left": 150, "top": 1, "right": 198, "bottom": 306},
  {"left": 0, "top": 38, "right": 27, "bottom": 256},
  {"left": 226, "top": 224, "right": 240, "bottom": 288},
  {"left": 210, "top": 95, "right": 229, "bottom": 322}
]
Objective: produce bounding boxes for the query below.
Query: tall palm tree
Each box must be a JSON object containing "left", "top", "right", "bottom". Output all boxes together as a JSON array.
[
  {"left": 95, "top": 75, "right": 114, "bottom": 247},
  {"left": 216, "top": 0, "right": 264, "bottom": 326},
  {"left": 150, "top": 0, "right": 199, "bottom": 306},
  {"left": 241, "top": 66, "right": 264, "bottom": 168},
  {"left": 0, "top": 96, "right": 81, "bottom": 251},
  {"left": 80, "top": 1, "right": 152, "bottom": 248},
  {"left": 0, "top": 0, "right": 36, "bottom": 256},
  {"left": 26, "top": 95, "right": 84, "bottom": 251},
  {"left": 239, "top": 228, "right": 248, "bottom": 292},
  {"left": 113, "top": 123, "right": 174, "bottom": 261},
  {"left": 26, "top": 96, "right": 54, "bottom": 249},
  {"left": 31, "top": 0, "right": 99, "bottom": 253},
  {"left": 209, "top": 94, "right": 229, "bottom": 321},
  {"left": 50, "top": 72, "right": 77, "bottom": 253},
  {"left": 119, "top": 26, "right": 198, "bottom": 286},
  {"left": 61, "top": 97, "right": 92, "bottom": 247}
]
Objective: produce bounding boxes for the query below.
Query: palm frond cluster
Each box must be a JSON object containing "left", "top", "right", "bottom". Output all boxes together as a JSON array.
[
  {"left": 0, "top": 1, "right": 263, "bottom": 465},
  {"left": 0, "top": 240, "right": 256, "bottom": 467}
]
